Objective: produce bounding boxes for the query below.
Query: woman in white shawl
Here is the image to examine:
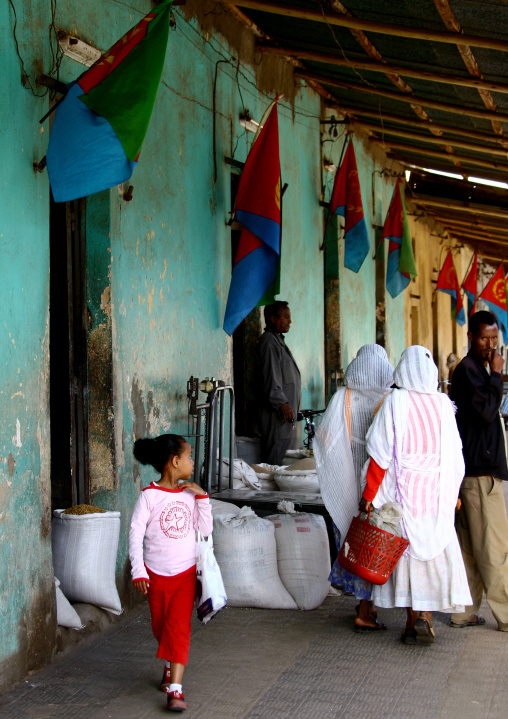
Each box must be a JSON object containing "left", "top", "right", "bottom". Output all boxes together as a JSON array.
[
  {"left": 314, "top": 344, "right": 394, "bottom": 631},
  {"left": 360, "top": 345, "right": 472, "bottom": 644}
]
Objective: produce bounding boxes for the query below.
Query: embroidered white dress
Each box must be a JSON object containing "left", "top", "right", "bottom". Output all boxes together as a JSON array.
[{"left": 367, "top": 346, "right": 472, "bottom": 613}]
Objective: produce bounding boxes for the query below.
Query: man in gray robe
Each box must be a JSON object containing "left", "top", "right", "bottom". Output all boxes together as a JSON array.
[{"left": 255, "top": 301, "right": 301, "bottom": 465}]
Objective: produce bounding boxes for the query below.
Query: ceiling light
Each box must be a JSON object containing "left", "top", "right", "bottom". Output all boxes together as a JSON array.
[
  {"left": 468, "top": 176, "right": 508, "bottom": 190},
  {"left": 58, "top": 33, "right": 102, "bottom": 67},
  {"left": 422, "top": 167, "right": 463, "bottom": 180},
  {"left": 405, "top": 170, "right": 411, "bottom": 182}
]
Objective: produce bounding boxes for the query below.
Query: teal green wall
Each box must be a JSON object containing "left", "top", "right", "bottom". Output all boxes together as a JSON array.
[
  {"left": 1, "top": 1, "right": 327, "bottom": 685},
  {"left": 0, "top": 0, "right": 55, "bottom": 686}
]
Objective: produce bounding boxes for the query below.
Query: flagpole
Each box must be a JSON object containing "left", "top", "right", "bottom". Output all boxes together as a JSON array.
[
  {"left": 252, "top": 94, "right": 283, "bottom": 145},
  {"left": 321, "top": 130, "right": 351, "bottom": 251}
]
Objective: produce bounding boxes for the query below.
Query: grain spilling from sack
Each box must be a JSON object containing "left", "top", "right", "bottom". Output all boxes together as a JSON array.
[{"left": 62, "top": 505, "right": 106, "bottom": 515}]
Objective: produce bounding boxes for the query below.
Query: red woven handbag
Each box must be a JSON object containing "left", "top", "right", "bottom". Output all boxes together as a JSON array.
[{"left": 337, "top": 510, "right": 409, "bottom": 585}]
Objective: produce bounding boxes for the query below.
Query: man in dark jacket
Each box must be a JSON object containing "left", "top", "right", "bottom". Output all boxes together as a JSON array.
[
  {"left": 255, "top": 301, "right": 301, "bottom": 465},
  {"left": 450, "top": 310, "right": 508, "bottom": 631}
]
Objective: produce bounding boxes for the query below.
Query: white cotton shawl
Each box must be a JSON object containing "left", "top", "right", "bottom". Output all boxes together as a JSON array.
[
  {"left": 366, "top": 346, "right": 464, "bottom": 561},
  {"left": 314, "top": 346, "right": 393, "bottom": 541}
]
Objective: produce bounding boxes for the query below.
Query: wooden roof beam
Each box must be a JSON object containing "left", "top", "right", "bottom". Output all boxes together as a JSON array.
[
  {"left": 358, "top": 121, "right": 508, "bottom": 158},
  {"left": 297, "top": 71, "right": 508, "bottom": 124},
  {"left": 414, "top": 197, "right": 508, "bottom": 220},
  {"left": 433, "top": 0, "right": 508, "bottom": 146},
  {"left": 224, "top": 1, "right": 508, "bottom": 53},
  {"left": 442, "top": 228, "right": 508, "bottom": 244},
  {"left": 430, "top": 216, "right": 508, "bottom": 234},
  {"left": 259, "top": 44, "right": 508, "bottom": 96},
  {"left": 326, "top": 0, "right": 437, "bottom": 130},
  {"left": 326, "top": 103, "right": 508, "bottom": 147},
  {"left": 371, "top": 138, "right": 508, "bottom": 172}
]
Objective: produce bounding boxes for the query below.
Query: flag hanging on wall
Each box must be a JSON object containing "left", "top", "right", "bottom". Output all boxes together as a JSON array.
[
  {"left": 436, "top": 251, "right": 465, "bottom": 326},
  {"left": 382, "top": 179, "right": 417, "bottom": 298},
  {"left": 329, "top": 139, "right": 370, "bottom": 272},
  {"left": 46, "top": 0, "right": 172, "bottom": 202},
  {"left": 479, "top": 263, "right": 508, "bottom": 343},
  {"left": 462, "top": 253, "right": 478, "bottom": 318},
  {"left": 223, "top": 103, "right": 281, "bottom": 336}
]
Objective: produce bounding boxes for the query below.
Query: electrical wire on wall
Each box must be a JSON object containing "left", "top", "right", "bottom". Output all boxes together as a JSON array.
[{"left": 8, "top": 0, "right": 63, "bottom": 98}]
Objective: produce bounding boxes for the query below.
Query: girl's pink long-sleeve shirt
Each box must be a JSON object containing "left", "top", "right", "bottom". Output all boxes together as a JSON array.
[{"left": 129, "top": 482, "right": 213, "bottom": 582}]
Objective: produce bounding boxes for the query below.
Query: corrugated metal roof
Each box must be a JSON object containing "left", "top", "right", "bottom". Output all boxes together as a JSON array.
[{"left": 226, "top": 0, "right": 508, "bottom": 258}]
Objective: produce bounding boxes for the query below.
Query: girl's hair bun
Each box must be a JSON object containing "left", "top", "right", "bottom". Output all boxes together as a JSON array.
[
  {"left": 133, "top": 434, "right": 186, "bottom": 473},
  {"left": 133, "top": 437, "right": 156, "bottom": 466}
]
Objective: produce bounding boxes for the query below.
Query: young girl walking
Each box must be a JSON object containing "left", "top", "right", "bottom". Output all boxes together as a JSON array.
[{"left": 129, "top": 434, "right": 212, "bottom": 712}]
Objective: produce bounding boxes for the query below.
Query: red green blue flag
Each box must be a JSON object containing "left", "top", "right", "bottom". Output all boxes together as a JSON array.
[
  {"left": 436, "top": 251, "right": 465, "bottom": 326},
  {"left": 329, "top": 139, "right": 370, "bottom": 272},
  {"left": 462, "top": 253, "right": 478, "bottom": 318},
  {"left": 223, "top": 103, "right": 281, "bottom": 336},
  {"left": 46, "top": 0, "right": 172, "bottom": 202},
  {"left": 479, "top": 263, "right": 508, "bottom": 343},
  {"left": 382, "top": 178, "right": 417, "bottom": 298}
]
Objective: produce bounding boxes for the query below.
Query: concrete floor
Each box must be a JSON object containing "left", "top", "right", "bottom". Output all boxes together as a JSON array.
[{"left": 0, "top": 591, "right": 507, "bottom": 719}]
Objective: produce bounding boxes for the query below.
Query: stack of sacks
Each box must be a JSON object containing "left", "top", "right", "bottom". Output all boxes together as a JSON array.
[
  {"left": 273, "top": 457, "right": 319, "bottom": 493},
  {"left": 213, "top": 507, "right": 297, "bottom": 609},
  {"left": 217, "top": 458, "right": 261, "bottom": 490},
  {"left": 266, "top": 501, "right": 331, "bottom": 610},
  {"left": 249, "top": 463, "right": 280, "bottom": 491},
  {"left": 282, "top": 449, "right": 313, "bottom": 466}
]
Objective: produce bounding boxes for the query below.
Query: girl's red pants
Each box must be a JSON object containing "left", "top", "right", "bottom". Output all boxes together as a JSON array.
[{"left": 146, "top": 564, "right": 197, "bottom": 665}]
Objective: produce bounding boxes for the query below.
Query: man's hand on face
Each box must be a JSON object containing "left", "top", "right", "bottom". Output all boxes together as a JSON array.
[{"left": 489, "top": 349, "right": 505, "bottom": 375}]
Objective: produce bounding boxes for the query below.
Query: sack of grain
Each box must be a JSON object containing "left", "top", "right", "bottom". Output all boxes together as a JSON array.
[
  {"left": 212, "top": 507, "right": 297, "bottom": 609},
  {"left": 282, "top": 449, "right": 313, "bottom": 466},
  {"left": 54, "top": 577, "right": 84, "bottom": 630},
  {"left": 217, "top": 458, "right": 261, "bottom": 490},
  {"left": 210, "top": 498, "right": 241, "bottom": 517},
  {"left": 266, "top": 503, "right": 330, "bottom": 610},
  {"left": 250, "top": 463, "right": 280, "bottom": 492},
  {"left": 52, "top": 509, "right": 122, "bottom": 614},
  {"left": 273, "top": 458, "right": 319, "bottom": 493}
]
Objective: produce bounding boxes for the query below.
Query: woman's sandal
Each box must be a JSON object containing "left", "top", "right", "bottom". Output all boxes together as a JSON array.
[
  {"left": 414, "top": 614, "right": 436, "bottom": 644},
  {"left": 401, "top": 627, "right": 418, "bottom": 645}
]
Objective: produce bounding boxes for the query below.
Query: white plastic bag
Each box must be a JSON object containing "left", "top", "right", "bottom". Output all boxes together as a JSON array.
[
  {"left": 213, "top": 507, "right": 297, "bottom": 609},
  {"left": 195, "top": 531, "right": 227, "bottom": 623},
  {"left": 54, "top": 577, "right": 84, "bottom": 629},
  {"left": 52, "top": 509, "right": 122, "bottom": 614},
  {"left": 267, "top": 502, "right": 330, "bottom": 610}
]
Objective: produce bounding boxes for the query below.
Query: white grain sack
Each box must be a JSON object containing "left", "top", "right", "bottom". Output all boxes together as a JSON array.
[
  {"left": 212, "top": 507, "right": 297, "bottom": 609},
  {"left": 52, "top": 509, "right": 122, "bottom": 615},
  {"left": 267, "top": 507, "right": 330, "bottom": 610}
]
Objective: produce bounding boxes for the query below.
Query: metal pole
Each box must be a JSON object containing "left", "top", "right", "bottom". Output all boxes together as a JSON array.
[{"left": 218, "top": 390, "right": 225, "bottom": 493}]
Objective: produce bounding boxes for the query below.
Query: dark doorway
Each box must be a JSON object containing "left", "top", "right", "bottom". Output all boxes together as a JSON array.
[{"left": 49, "top": 196, "right": 90, "bottom": 509}]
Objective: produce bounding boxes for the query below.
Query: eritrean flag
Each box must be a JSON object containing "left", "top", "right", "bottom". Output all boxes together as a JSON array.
[
  {"left": 47, "top": 0, "right": 172, "bottom": 202},
  {"left": 479, "top": 263, "right": 508, "bottom": 343},
  {"left": 330, "top": 139, "right": 370, "bottom": 273},
  {"left": 382, "top": 178, "right": 417, "bottom": 299},
  {"left": 436, "top": 251, "right": 465, "bottom": 326},
  {"left": 223, "top": 103, "right": 281, "bottom": 336},
  {"left": 462, "top": 253, "right": 478, "bottom": 318}
]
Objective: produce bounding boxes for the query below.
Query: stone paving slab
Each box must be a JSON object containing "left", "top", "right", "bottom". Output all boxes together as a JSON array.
[{"left": 0, "top": 592, "right": 507, "bottom": 719}]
